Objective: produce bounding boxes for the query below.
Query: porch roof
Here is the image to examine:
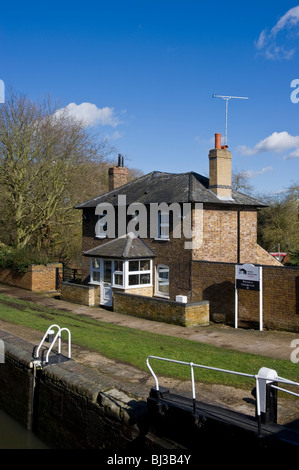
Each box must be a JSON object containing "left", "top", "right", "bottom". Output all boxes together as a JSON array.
[{"left": 83, "top": 233, "right": 156, "bottom": 259}]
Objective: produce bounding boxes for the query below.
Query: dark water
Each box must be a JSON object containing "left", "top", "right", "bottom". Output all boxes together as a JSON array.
[{"left": 0, "top": 409, "right": 48, "bottom": 449}]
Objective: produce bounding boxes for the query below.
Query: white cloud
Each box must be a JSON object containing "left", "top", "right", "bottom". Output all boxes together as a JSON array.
[
  {"left": 271, "top": 6, "right": 299, "bottom": 35},
  {"left": 110, "top": 131, "right": 124, "bottom": 140},
  {"left": 237, "top": 131, "right": 299, "bottom": 156},
  {"left": 243, "top": 167, "right": 273, "bottom": 178},
  {"left": 55, "top": 102, "right": 122, "bottom": 128},
  {"left": 255, "top": 6, "right": 299, "bottom": 60},
  {"left": 255, "top": 29, "right": 268, "bottom": 50},
  {"left": 283, "top": 148, "right": 299, "bottom": 159}
]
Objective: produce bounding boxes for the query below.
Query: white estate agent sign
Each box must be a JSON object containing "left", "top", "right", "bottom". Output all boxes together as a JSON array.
[
  {"left": 235, "top": 264, "right": 263, "bottom": 330},
  {"left": 235, "top": 263, "right": 261, "bottom": 291}
]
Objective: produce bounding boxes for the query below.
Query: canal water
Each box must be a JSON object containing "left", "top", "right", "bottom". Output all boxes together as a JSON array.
[{"left": 0, "top": 409, "right": 48, "bottom": 449}]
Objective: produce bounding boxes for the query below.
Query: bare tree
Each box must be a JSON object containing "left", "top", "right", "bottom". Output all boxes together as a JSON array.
[
  {"left": 232, "top": 170, "right": 253, "bottom": 194},
  {"left": 0, "top": 87, "right": 115, "bottom": 255}
]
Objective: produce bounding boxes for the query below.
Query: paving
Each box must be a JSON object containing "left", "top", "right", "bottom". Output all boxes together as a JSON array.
[{"left": 0, "top": 283, "right": 298, "bottom": 426}]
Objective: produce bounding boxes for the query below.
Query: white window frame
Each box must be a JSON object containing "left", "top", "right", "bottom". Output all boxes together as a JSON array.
[
  {"left": 90, "top": 258, "right": 101, "bottom": 284},
  {"left": 156, "top": 211, "right": 170, "bottom": 240},
  {"left": 156, "top": 264, "right": 170, "bottom": 298},
  {"left": 126, "top": 259, "right": 152, "bottom": 288},
  {"left": 90, "top": 258, "right": 152, "bottom": 289},
  {"left": 95, "top": 213, "right": 107, "bottom": 239},
  {"left": 113, "top": 260, "right": 124, "bottom": 287}
]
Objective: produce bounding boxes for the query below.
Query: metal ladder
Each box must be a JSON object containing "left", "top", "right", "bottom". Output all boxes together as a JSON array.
[{"left": 33, "top": 324, "right": 71, "bottom": 366}]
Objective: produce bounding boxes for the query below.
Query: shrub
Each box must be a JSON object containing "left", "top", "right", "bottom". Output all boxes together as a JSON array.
[{"left": 0, "top": 245, "right": 54, "bottom": 273}]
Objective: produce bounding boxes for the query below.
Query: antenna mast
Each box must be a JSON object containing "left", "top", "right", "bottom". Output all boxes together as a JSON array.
[{"left": 212, "top": 94, "right": 248, "bottom": 145}]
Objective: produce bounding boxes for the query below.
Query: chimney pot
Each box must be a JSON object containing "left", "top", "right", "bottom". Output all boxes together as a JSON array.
[
  {"left": 118, "top": 154, "right": 124, "bottom": 167},
  {"left": 215, "top": 133, "right": 221, "bottom": 149}
]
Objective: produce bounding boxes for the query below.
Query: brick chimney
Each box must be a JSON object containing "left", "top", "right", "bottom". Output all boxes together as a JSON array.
[
  {"left": 208, "top": 133, "right": 232, "bottom": 199},
  {"left": 108, "top": 154, "right": 128, "bottom": 191}
]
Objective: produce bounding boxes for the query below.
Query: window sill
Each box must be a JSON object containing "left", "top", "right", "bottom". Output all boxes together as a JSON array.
[
  {"left": 154, "top": 237, "right": 170, "bottom": 242},
  {"left": 155, "top": 293, "right": 170, "bottom": 299},
  {"left": 126, "top": 284, "right": 153, "bottom": 289}
]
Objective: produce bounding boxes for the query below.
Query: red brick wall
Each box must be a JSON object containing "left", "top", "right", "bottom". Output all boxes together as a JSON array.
[
  {"left": 192, "top": 261, "right": 299, "bottom": 332},
  {"left": 0, "top": 264, "right": 62, "bottom": 292},
  {"left": 192, "top": 206, "right": 280, "bottom": 266},
  {"left": 81, "top": 207, "right": 193, "bottom": 301},
  {"left": 80, "top": 204, "right": 280, "bottom": 307}
]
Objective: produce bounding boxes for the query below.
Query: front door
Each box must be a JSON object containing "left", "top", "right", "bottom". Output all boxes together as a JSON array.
[{"left": 101, "top": 260, "right": 113, "bottom": 307}]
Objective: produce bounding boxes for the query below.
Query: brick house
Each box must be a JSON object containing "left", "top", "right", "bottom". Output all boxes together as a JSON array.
[{"left": 75, "top": 133, "right": 280, "bottom": 309}]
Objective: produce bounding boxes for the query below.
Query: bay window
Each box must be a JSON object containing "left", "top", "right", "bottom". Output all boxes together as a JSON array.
[
  {"left": 90, "top": 258, "right": 152, "bottom": 288},
  {"left": 90, "top": 258, "right": 101, "bottom": 284},
  {"left": 128, "top": 259, "right": 151, "bottom": 286}
]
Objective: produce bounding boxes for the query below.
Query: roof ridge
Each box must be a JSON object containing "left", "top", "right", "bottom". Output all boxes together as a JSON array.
[{"left": 123, "top": 233, "right": 134, "bottom": 257}]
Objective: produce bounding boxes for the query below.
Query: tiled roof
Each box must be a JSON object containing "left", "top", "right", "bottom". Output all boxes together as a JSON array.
[
  {"left": 83, "top": 233, "right": 156, "bottom": 259},
  {"left": 75, "top": 171, "right": 266, "bottom": 209}
]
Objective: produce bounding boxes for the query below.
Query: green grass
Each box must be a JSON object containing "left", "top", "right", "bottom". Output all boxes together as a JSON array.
[{"left": 0, "top": 293, "right": 298, "bottom": 390}]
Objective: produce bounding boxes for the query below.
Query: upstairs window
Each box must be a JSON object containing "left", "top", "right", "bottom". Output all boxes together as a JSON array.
[
  {"left": 95, "top": 213, "right": 107, "bottom": 238},
  {"left": 157, "top": 211, "right": 170, "bottom": 240}
]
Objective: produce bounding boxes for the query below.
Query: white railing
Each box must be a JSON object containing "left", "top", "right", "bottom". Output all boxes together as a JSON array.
[
  {"left": 35, "top": 324, "right": 71, "bottom": 364},
  {"left": 270, "top": 377, "right": 299, "bottom": 398},
  {"left": 146, "top": 355, "right": 299, "bottom": 434}
]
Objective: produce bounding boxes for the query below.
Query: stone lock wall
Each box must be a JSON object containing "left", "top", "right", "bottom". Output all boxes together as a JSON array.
[{"left": 0, "top": 330, "right": 150, "bottom": 449}]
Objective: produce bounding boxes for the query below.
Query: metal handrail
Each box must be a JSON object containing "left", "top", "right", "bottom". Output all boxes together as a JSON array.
[
  {"left": 35, "top": 324, "right": 71, "bottom": 364},
  {"left": 146, "top": 355, "right": 256, "bottom": 392},
  {"left": 271, "top": 376, "right": 299, "bottom": 399},
  {"left": 146, "top": 355, "right": 299, "bottom": 435},
  {"left": 147, "top": 355, "right": 259, "bottom": 417}
]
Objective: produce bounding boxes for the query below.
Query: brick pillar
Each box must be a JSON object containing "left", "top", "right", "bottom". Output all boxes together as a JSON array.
[{"left": 208, "top": 133, "right": 232, "bottom": 199}]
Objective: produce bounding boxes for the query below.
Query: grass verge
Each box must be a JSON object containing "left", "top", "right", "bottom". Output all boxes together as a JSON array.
[{"left": 0, "top": 293, "right": 298, "bottom": 390}]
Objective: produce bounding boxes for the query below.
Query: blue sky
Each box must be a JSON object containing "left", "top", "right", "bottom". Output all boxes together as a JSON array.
[{"left": 1, "top": 1, "right": 299, "bottom": 196}]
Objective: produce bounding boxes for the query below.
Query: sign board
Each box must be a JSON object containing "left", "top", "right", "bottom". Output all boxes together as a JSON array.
[
  {"left": 235, "top": 264, "right": 263, "bottom": 331},
  {"left": 235, "top": 263, "right": 261, "bottom": 291}
]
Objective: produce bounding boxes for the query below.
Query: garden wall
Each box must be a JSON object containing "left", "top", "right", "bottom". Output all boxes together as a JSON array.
[
  {"left": 192, "top": 261, "right": 299, "bottom": 332},
  {"left": 60, "top": 281, "right": 100, "bottom": 306},
  {"left": 0, "top": 263, "right": 63, "bottom": 292},
  {"left": 113, "top": 291, "right": 209, "bottom": 327}
]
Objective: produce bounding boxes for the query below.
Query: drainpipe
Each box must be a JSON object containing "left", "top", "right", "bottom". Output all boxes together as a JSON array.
[{"left": 237, "top": 206, "right": 245, "bottom": 264}]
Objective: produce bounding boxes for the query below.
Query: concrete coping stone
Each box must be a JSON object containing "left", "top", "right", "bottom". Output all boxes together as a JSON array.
[
  {"left": 61, "top": 281, "right": 98, "bottom": 290},
  {"left": 113, "top": 290, "right": 209, "bottom": 307}
]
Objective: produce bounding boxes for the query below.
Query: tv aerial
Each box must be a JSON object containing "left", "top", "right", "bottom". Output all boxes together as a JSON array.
[{"left": 212, "top": 94, "right": 248, "bottom": 146}]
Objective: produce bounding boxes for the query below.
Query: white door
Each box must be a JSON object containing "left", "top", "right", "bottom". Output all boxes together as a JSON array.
[{"left": 101, "top": 260, "right": 113, "bottom": 307}]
